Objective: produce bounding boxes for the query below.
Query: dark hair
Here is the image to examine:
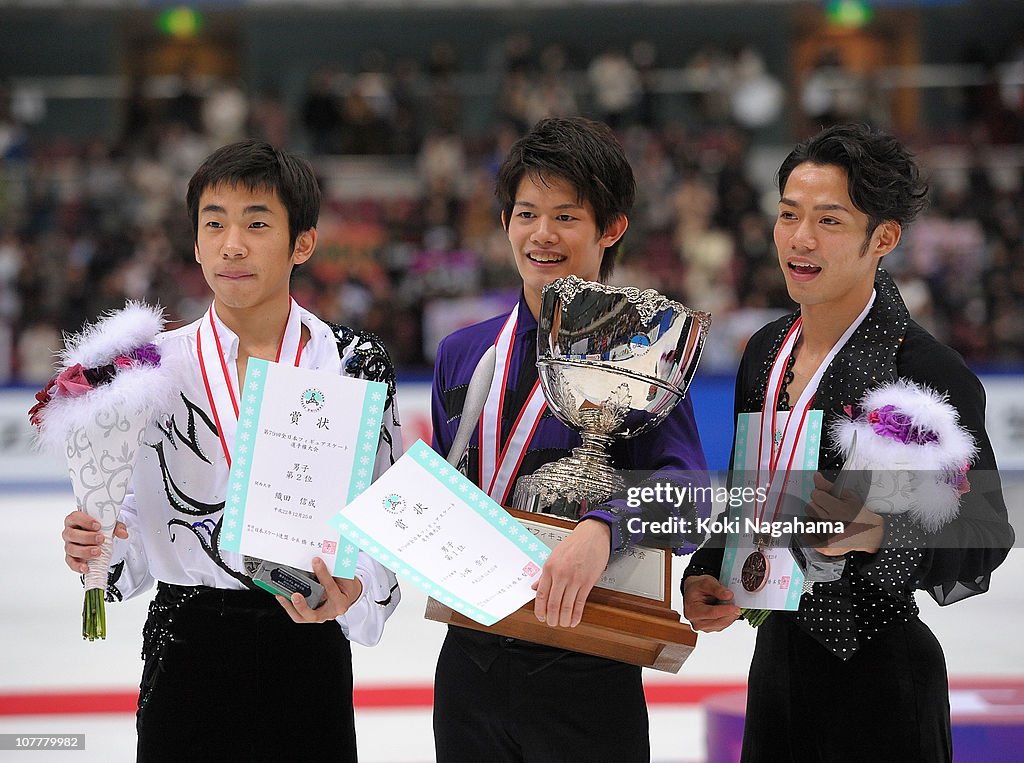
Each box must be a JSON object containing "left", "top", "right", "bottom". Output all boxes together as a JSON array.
[
  {"left": 776, "top": 123, "right": 928, "bottom": 235},
  {"left": 186, "top": 139, "right": 321, "bottom": 250},
  {"left": 496, "top": 117, "right": 636, "bottom": 280}
]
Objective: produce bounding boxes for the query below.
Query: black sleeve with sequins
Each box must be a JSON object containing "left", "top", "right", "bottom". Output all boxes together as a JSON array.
[{"left": 327, "top": 321, "right": 401, "bottom": 467}]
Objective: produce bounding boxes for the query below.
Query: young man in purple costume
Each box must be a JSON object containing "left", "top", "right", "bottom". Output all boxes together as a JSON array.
[{"left": 430, "top": 116, "right": 708, "bottom": 761}]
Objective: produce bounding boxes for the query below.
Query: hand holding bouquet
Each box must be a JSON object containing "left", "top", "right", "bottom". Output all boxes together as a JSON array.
[
  {"left": 743, "top": 380, "right": 977, "bottom": 629},
  {"left": 831, "top": 379, "right": 977, "bottom": 532},
  {"left": 30, "top": 302, "right": 176, "bottom": 640}
]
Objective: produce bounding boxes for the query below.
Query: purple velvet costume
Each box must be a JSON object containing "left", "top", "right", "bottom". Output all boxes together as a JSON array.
[
  {"left": 429, "top": 293, "right": 710, "bottom": 762},
  {"left": 431, "top": 291, "right": 709, "bottom": 552}
]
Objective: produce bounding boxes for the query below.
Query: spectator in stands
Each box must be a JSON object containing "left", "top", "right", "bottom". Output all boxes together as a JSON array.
[
  {"left": 302, "top": 67, "right": 343, "bottom": 154},
  {"left": 587, "top": 46, "right": 641, "bottom": 129}
]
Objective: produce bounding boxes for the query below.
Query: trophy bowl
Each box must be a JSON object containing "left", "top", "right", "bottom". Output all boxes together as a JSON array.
[{"left": 511, "top": 276, "right": 711, "bottom": 519}]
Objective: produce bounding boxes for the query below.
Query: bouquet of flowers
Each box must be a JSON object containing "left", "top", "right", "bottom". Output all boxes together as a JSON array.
[
  {"left": 830, "top": 379, "right": 977, "bottom": 532},
  {"left": 741, "top": 379, "right": 977, "bottom": 630},
  {"left": 29, "top": 302, "right": 175, "bottom": 640}
]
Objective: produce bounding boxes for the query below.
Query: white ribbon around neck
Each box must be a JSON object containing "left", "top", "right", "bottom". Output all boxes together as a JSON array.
[
  {"left": 196, "top": 298, "right": 304, "bottom": 467},
  {"left": 754, "top": 291, "right": 876, "bottom": 528}
]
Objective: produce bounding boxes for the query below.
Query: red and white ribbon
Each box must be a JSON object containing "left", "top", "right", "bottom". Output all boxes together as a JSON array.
[
  {"left": 479, "top": 304, "right": 547, "bottom": 505},
  {"left": 197, "top": 298, "right": 304, "bottom": 467},
  {"left": 754, "top": 293, "right": 876, "bottom": 527}
]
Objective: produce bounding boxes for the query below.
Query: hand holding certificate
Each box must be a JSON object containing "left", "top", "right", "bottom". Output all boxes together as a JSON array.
[
  {"left": 219, "top": 359, "right": 387, "bottom": 578},
  {"left": 332, "top": 440, "right": 549, "bottom": 626},
  {"left": 720, "top": 410, "right": 821, "bottom": 615}
]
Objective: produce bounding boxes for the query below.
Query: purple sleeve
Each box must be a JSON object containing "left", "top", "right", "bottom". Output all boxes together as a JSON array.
[{"left": 430, "top": 336, "right": 455, "bottom": 459}]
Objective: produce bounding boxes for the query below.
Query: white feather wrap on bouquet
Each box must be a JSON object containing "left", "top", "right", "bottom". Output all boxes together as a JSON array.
[
  {"left": 29, "top": 302, "right": 177, "bottom": 640},
  {"left": 829, "top": 380, "right": 978, "bottom": 533}
]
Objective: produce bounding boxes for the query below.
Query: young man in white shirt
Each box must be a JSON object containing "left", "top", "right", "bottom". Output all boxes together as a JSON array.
[{"left": 61, "top": 140, "right": 402, "bottom": 761}]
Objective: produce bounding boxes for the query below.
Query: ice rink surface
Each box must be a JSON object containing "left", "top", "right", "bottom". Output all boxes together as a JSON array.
[{"left": 1, "top": 487, "right": 1021, "bottom": 762}]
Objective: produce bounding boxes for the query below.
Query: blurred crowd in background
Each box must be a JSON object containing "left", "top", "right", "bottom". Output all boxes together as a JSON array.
[{"left": 3, "top": 28, "right": 1024, "bottom": 383}]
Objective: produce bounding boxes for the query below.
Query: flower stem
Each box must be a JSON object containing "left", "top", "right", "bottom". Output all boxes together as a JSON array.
[
  {"left": 741, "top": 607, "right": 771, "bottom": 627},
  {"left": 82, "top": 530, "right": 113, "bottom": 641},
  {"left": 82, "top": 588, "right": 106, "bottom": 641}
]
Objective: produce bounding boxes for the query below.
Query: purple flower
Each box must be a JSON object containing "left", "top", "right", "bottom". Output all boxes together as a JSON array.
[
  {"left": 130, "top": 343, "right": 161, "bottom": 367},
  {"left": 866, "top": 405, "right": 939, "bottom": 445},
  {"left": 948, "top": 464, "right": 972, "bottom": 495}
]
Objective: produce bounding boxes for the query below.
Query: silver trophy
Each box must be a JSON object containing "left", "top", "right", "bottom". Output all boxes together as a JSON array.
[{"left": 511, "top": 276, "right": 711, "bottom": 519}]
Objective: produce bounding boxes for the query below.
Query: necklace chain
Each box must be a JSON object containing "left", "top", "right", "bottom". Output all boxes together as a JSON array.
[{"left": 777, "top": 352, "right": 797, "bottom": 411}]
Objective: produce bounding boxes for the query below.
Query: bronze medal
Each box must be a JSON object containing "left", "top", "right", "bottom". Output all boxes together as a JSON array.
[{"left": 741, "top": 549, "right": 769, "bottom": 593}]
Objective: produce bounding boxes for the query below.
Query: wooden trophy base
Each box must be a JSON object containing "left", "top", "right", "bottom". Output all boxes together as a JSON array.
[{"left": 424, "top": 508, "right": 697, "bottom": 673}]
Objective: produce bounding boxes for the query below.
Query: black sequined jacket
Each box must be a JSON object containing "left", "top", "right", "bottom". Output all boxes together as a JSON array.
[{"left": 685, "top": 269, "right": 1013, "bottom": 658}]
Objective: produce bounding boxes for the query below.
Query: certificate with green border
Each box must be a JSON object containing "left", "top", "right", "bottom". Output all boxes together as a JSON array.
[
  {"left": 219, "top": 358, "right": 386, "bottom": 578},
  {"left": 332, "top": 440, "right": 550, "bottom": 626},
  {"left": 720, "top": 410, "right": 822, "bottom": 610}
]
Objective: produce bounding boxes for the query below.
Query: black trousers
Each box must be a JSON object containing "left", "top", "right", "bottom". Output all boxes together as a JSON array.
[
  {"left": 136, "top": 583, "right": 356, "bottom": 762},
  {"left": 433, "top": 628, "right": 649, "bottom": 763},
  {"left": 742, "top": 614, "right": 952, "bottom": 763}
]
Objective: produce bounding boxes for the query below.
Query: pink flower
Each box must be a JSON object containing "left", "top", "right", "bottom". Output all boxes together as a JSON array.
[
  {"left": 950, "top": 463, "right": 972, "bottom": 495},
  {"left": 28, "top": 378, "right": 57, "bottom": 428},
  {"left": 113, "top": 355, "right": 134, "bottom": 368},
  {"left": 55, "top": 364, "right": 93, "bottom": 397}
]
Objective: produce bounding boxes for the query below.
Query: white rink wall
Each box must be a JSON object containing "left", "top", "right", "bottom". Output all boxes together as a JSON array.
[{"left": 1, "top": 380, "right": 1022, "bottom": 762}]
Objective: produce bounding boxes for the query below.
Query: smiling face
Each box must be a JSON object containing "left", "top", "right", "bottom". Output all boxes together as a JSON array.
[
  {"left": 774, "top": 162, "right": 900, "bottom": 320},
  {"left": 194, "top": 182, "right": 315, "bottom": 320},
  {"left": 504, "top": 172, "right": 627, "bottom": 317}
]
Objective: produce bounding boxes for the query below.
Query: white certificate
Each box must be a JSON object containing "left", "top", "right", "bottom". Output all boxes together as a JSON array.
[
  {"left": 720, "top": 410, "right": 821, "bottom": 610},
  {"left": 219, "top": 358, "right": 387, "bottom": 578},
  {"left": 331, "top": 440, "right": 549, "bottom": 626},
  {"left": 519, "top": 519, "right": 665, "bottom": 601}
]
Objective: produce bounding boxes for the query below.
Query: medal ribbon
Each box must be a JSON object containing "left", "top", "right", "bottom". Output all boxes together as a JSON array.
[
  {"left": 753, "top": 292, "right": 877, "bottom": 530},
  {"left": 479, "top": 304, "right": 548, "bottom": 505},
  {"left": 197, "top": 298, "right": 304, "bottom": 467}
]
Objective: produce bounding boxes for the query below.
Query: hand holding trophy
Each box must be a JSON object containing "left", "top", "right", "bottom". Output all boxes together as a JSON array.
[{"left": 431, "top": 276, "right": 711, "bottom": 672}]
